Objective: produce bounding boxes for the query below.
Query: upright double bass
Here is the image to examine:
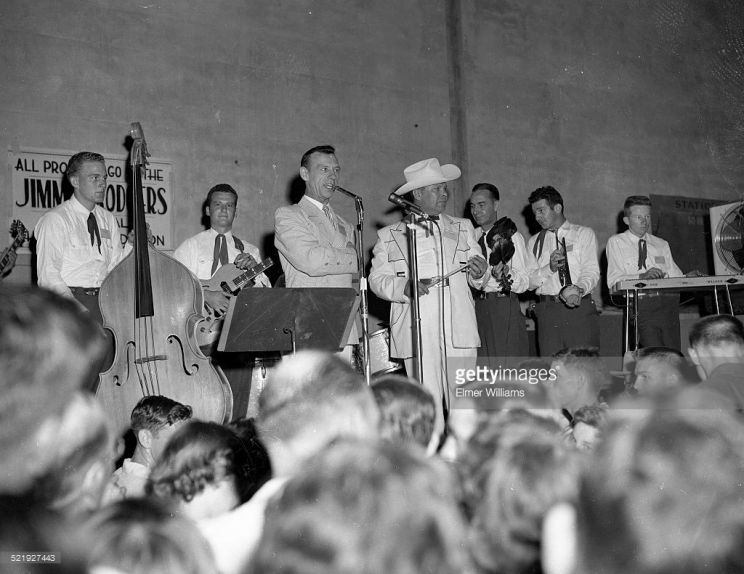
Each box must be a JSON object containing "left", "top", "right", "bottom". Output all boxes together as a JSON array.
[{"left": 97, "top": 123, "right": 233, "bottom": 431}]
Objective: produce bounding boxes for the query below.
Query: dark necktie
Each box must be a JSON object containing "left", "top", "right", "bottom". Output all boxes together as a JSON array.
[
  {"left": 638, "top": 238, "right": 647, "bottom": 270},
  {"left": 211, "top": 233, "right": 229, "bottom": 276},
  {"left": 87, "top": 212, "right": 101, "bottom": 254}
]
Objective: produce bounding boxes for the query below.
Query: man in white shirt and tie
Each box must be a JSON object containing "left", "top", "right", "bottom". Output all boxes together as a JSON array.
[
  {"left": 606, "top": 195, "right": 699, "bottom": 350},
  {"left": 174, "top": 183, "right": 270, "bottom": 316},
  {"left": 527, "top": 186, "right": 601, "bottom": 357},
  {"left": 36, "top": 151, "right": 127, "bottom": 319}
]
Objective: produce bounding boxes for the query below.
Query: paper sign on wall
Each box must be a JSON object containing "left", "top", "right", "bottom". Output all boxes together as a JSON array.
[{"left": 9, "top": 148, "right": 174, "bottom": 250}]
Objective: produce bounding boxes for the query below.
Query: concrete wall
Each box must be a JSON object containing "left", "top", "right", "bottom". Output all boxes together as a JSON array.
[{"left": 2, "top": 0, "right": 743, "bottom": 320}]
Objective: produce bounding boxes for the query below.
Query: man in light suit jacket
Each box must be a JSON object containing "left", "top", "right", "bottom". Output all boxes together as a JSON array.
[
  {"left": 274, "top": 145, "right": 358, "bottom": 350},
  {"left": 369, "top": 158, "right": 487, "bottom": 436}
]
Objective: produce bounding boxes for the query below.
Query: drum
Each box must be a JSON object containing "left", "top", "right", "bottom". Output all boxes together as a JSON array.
[{"left": 355, "top": 329, "right": 403, "bottom": 376}]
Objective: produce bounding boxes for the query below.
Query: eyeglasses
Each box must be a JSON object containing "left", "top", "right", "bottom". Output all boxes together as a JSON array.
[{"left": 85, "top": 174, "right": 108, "bottom": 184}]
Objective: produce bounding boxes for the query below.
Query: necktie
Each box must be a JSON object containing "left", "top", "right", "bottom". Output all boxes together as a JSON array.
[
  {"left": 87, "top": 212, "right": 101, "bottom": 254},
  {"left": 638, "top": 238, "right": 647, "bottom": 270},
  {"left": 478, "top": 233, "right": 488, "bottom": 258},
  {"left": 211, "top": 234, "right": 229, "bottom": 276},
  {"left": 323, "top": 204, "right": 337, "bottom": 231}
]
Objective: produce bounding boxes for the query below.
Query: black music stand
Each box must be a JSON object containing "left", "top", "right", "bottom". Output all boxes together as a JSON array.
[{"left": 217, "top": 288, "right": 359, "bottom": 353}]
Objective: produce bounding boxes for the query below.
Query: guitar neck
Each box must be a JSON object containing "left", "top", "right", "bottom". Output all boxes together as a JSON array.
[
  {"left": 232, "top": 261, "right": 271, "bottom": 291},
  {"left": 0, "top": 236, "right": 23, "bottom": 273}
]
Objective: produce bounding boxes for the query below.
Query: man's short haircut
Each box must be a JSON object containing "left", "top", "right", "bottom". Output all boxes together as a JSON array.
[
  {"left": 257, "top": 351, "right": 379, "bottom": 454},
  {"left": 570, "top": 403, "right": 608, "bottom": 429},
  {"left": 575, "top": 408, "right": 744, "bottom": 574},
  {"left": 26, "top": 393, "right": 113, "bottom": 514},
  {"left": 84, "top": 497, "right": 216, "bottom": 574},
  {"left": 528, "top": 185, "right": 564, "bottom": 209},
  {"left": 371, "top": 374, "right": 436, "bottom": 448},
  {"left": 66, "top": 151, "right": 105, "bottom": 179},
  {"left": 147, "top": 420, "right": 253, "bottom": 504},
  {"left": 129, "top": 395, "right": 192, "bottom": 434},
  {"left": 206, "top": 183, "right": 238, "bottom": 205},
  {"left": 0, "top": 285, "right": 106, "bottom": 494},
  {"left": 471, "top": 182, "right": 500, "bottom": 201},
  {"left": 252, "top": 439, "right": 470, "bottom": 574},
  {"left": 457, "top": 409, "right": 564, "bottom": 520},
  {"left": 553, "top": 346, "right": 611, "bottom": 395},
  {"left": 300, "top": 145, "right": 336, "bottom": 169},
  {"left": 635, "top": 346, "right": 684, "bottom": 361},
  {"left": 469, "top": 429, "right": 580, "bottom": 574},
  {"left": 689, "top": 314, "right": 744, "bottom": 348},
  {"left": 623, "top": 195, "right": 652, "bottom": 216}
]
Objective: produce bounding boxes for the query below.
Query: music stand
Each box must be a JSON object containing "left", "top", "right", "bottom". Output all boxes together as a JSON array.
[{"left": 217, "top": 288, "right": 359, "bottom": 353}]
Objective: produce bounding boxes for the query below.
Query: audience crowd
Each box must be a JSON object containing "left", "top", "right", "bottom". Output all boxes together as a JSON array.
[{"left": 2, "top": 283, "right": 744, "bottom": 574}]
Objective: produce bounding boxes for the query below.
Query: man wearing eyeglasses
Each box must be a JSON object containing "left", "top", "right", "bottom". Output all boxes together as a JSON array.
[
  {"left": 607, "top": 195, "right": 700, "bottom": 349},
  {"left": 35, "top": 151, "right": 127, "bottom": 322}
]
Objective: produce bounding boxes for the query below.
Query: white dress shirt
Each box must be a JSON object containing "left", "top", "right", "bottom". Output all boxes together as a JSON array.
[
  {"left": 606, "top": 230, "right": 683, "bottom": 289},
  {"left": 173, "top": 228, "right": 271, "bottom": 286},
  {"left": 35, "top": 195, "right": 126, "bottom": 297},
  {"left": 527, "top": 220, "right": 600, "bottom": 296},
  {"left": 475, "top": 227, "right": 535, "bottom": 294}
]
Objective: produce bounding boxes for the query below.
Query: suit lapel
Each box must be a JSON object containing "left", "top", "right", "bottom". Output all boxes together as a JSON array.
[
  {"left": 299, "top": 196, "right": 335, "bottom": 240},
  {"left": 389, "top": 221, "right": 409, "bottom": 263},
  {"left": 441, "top": 215, "right": 461, "bottom": 263}
]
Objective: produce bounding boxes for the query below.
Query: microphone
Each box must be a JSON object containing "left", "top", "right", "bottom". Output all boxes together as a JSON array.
[
  {"left": 334, "top": 186, "right": 362, "bottom": 200},
  {"left": 387, "top": 192, "right": 431, "bottom": 220}
]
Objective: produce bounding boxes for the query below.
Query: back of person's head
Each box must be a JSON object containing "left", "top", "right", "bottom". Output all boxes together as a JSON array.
[
  {"left": 371, "top": 374, "right": 436, "bottom": 448},
  {"left": 689, "top": 314, "right": 744, "bottom": 350},
  {"left": 257, "top": 351, "right": 380, "bottom": 475},
  {"left": 0, "top": 285, "right": 106, "bottom": 493},
  {"left": 251, "top": 439, "right": 470, "bottom": 574},
  {"left": 0, "top": 493, "right": 88, "bottom": 573},
  {"left": 227, "top": 417, "right": 272, "bottom": 500},
  {"left": 27, "top": 393, "right": 116, "bottom": 517},
  {"left": 83, "top": 497, "right": 216, "bottom": 574},
  {"left": 130, "top": 395, "right": 192, "bottom": 433},
  {"left": 552, "top": 347, "right": 611, "bottom": 403},
  {"left": 571, "top": 408, "right": 744, "bottom": 574},
  {"left": 147, "top": 421, "right": 251, "bottom": 519},
  {"left": 457, "top": 409, "right": 564, "bottom": 520},
  {"left": 470, "top": 430, "right": 580, "bottom": 574}
]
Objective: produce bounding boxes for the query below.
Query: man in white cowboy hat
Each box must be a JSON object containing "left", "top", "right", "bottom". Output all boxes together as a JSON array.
[{"left": 369, "top": 158, "right": 488, "bottom": 436}]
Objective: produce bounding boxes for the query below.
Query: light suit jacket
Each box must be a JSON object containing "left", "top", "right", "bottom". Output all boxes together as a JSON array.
[
  {"left": 274, "top": 195, "right": 358, "bottom": 287},
  {"left": 274, "top": 195, "right": 359, "bottom": 344},
  {"left": 369, "top": 214, "right": 483, "bottom": 358}
]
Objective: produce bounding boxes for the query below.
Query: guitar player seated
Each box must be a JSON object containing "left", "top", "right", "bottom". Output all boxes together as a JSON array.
[
  {"left": 173, "top": 183, "right": 271, "bottom": 317},
  {"left": 607, "top": 195, "right": 701, "bottom": 350}
]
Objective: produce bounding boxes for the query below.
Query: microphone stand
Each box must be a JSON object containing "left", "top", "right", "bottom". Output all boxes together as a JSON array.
[
  {"left": 405, "top": 213, "right": 425, "bottom": 383},
  {"left": 336, "top": 187, "right": 371, "bottom": 385}
]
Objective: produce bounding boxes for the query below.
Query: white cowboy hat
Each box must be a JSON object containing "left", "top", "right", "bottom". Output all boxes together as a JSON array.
[{"left": 394, "top": 158, "right": 461, "bottom": 195}]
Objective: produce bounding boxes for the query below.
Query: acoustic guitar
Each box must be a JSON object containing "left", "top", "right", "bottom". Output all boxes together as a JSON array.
[
  {"left": 0, "top": 220, "right": 28, "bottom": 276},
  {"left": 196, "top": 257, "right": 273, "bottom": 352}
]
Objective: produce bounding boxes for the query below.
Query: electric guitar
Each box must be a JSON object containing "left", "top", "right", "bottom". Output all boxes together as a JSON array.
[
  {"left": 196, "top": 257, "right": 273, "bottom": 353},
  {"left": 0, "top": 220, "right": 28, "bottom": 277}
]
